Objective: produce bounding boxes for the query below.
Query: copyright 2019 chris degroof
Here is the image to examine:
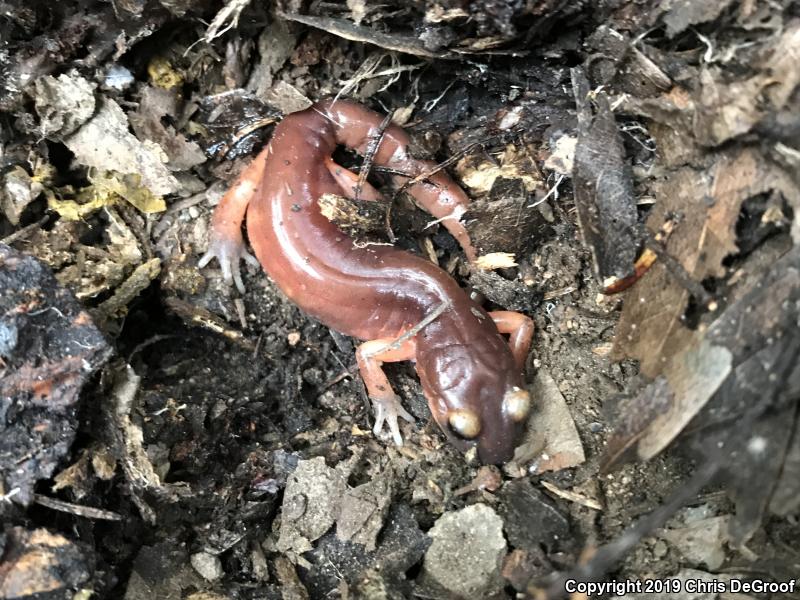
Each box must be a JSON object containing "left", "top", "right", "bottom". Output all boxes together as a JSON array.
[{"left": 565, "top": 577, "right": 797, "bottom": 597}]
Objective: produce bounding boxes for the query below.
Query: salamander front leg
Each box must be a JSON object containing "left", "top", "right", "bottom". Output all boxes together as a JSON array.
[
  {"left": 355, "top": 337, "right": 416, "bottom": 446},
  {"left": 198, "top": 146, "right": 268, "bottom": 292},
  {"left": 489, "top": 311, "right": 534, "bottom": 369}
]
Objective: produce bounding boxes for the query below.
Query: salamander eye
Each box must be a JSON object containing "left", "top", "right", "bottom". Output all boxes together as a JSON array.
[
  {"left": 448, "top": 409, "right": 481, "bottom": 439},
  {"left": 503, "top": 387, "right": 531, "bottom": 422}
]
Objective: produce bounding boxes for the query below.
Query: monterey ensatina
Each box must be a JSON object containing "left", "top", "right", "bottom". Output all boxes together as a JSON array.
[{"left": 200, "top": 99, "right": 534, "bottom": 464}]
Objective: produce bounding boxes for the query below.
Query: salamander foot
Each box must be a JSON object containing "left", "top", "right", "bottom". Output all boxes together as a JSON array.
[{"left": 372, "top": 395, "right": 414, "bottom": 446}]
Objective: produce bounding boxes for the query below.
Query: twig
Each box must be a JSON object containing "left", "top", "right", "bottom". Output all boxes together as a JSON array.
[
  {"left": 34, "top": 494, "right": 122, "bottom": 521},
  {"left": 164, "top": 297, "right": 257, "bottom": 352},
  {"left": 540, "top": 481, "right": 603, "bottom": 511},
  {"left": 127, "top": 334, "right": 176, "bottom": 362},
  {"left": 352, "top": 165, "right": 417, "bottom": 178},
  {"left": 162, "top": 191, "right": 208, "bottom": 216},
  {"left": 356, "top": 112, "right": 393, "bottom": 202},
  {"left": 0, "top": 215, "right": 49, "bottom": 244},
  {"left": 317, "top": 365, "right": 359, "bottom": 393},
  {"left": 363, "top": 299, "right": 451, "bottom": 358},
  {"left": 637, "top": 219, "right": 714, "bottom": 308}
]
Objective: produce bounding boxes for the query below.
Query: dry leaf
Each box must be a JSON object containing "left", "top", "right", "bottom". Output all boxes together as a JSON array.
[
  {"left": 129, "top": 86, "right": 206, "bottom": 171},
  {"left": 65, "top": 98, "right": 179, "bottom": 197},
  {"left": 572, "top": 69, "right": 640, "bottom": 285},
  {"left": 613, "top": 149, "right": 800, "bottom": 377},
  {"left": 696, "top": 23, "right": 800, "bottom": 146},
  {"left": 515, "top": 371, "right": 585, "bottom": 474},
  {"left": 605, "top": 244, "right": 800, "bottom": 471}
]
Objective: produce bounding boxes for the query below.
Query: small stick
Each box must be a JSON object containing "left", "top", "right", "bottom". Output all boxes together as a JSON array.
[
  {"left": 164, "top": 297, "right": 257, "bottom": 352},
  {"left": 317, "top": 365, "right": 358, "bottom": 393},
  {"left": 1, "top": 215, "right": 49, "bottom": 244},
  {"left": 351, "top": 165, "right": 417, "bottom": 178},
  {"left": 356, "top": 112, "right": 393, "bottom": 202},
  {"left": 637, "top": 219, "right": 715, "bottom": 308},
  {"left": 363, "top": 299, "right": 450, "bottom": 358},
  {"left": 34, "top": 494, "right": 122, "bottom": 521}
]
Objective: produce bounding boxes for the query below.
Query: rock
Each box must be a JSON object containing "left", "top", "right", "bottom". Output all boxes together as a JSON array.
[
  {"left": 301, "top": 532, "right": 371, "bottom": 598},
  {"left": 336, "top": 473, "right": 394, "bottom": 550},
  {"left": 276, "top": 456, "right": 347, "bottom": 553},
  {"left": 33, "top": 72, "right": 96, "bottom": 138},
  {"left": 421, "top": 503, "right": 507, "bottom": 599},
  {"left": 0, "top": 527, "right": 92, "bottom": 598},
  {"left": 372, "top": 503, "right": 431, "bottom": 577},
  {"left": 190, "top": 552, "right": 223, "bottom": 582}
]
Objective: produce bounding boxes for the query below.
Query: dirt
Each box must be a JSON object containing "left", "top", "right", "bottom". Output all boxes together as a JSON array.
[{"left": 1, "top": 1, "right": 799, "bottom": 599}]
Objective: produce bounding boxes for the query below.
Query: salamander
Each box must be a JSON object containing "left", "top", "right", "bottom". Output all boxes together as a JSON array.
[{"left": 199, "top": 99, "right": 534, "bottom": 464}]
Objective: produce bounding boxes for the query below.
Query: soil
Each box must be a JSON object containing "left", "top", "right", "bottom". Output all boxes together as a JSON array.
[{"left": 1, "top": 1, "right": 799, "bottom": 599}]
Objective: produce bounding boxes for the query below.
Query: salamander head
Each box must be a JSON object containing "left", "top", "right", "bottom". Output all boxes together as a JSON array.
[{"left": 416, "top": 337, "right": 531, "bottom": 464}]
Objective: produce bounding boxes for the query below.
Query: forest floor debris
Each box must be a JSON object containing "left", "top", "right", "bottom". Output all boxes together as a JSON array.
[{"left": 1, "top": 1, "right": 798, "bottom": 599}]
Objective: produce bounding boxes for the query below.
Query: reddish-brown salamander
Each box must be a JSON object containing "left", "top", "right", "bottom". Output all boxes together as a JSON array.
[{"left": 200, "top": 99, "right": 534, "bottom": 463}]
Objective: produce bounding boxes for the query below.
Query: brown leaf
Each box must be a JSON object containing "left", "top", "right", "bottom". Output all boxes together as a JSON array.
[
  {"left": 696, "top": 23, "right": 800, "bottom": 146},
  {"left": 604, "top": 243, "right": 800, "bottom": 472},
  {"left": 510, "top": 371, "right": 585, "bottom": 474},
  {"left": 617, "top": 22, "right": 800, "bottom": 148},
  {"left": 613, "top": 149, "right": 800, "bottom": 377},
  {"left": 129, "top": 87, "right": 206, "bottom": 171},
  {"left": 571, "top": 69, "right": 640, "bottom": 284}
]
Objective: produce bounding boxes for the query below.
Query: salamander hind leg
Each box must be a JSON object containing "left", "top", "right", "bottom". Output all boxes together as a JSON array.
[
  {"left": 489, "top": 311, "right": 534, "bottom": 369},
  {"left": 355, "top": 337, "right": 416, "bottom": 446},
  {"left": 324, "top": 155, "right": 384, "bottom": 202}
]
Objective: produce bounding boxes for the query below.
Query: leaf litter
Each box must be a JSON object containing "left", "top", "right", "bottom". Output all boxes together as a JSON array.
[{"left": 1, "top": 1, "right": 799, "bottom": 599}]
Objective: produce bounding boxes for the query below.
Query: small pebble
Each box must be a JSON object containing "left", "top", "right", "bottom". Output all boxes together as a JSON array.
[
  {"left": 422, "top": 504, "right": 506, "bottom": 598},
  {"left": 653, "top": 539, "right": 668, "bottom": 558},
  {"left": 104, "top": 65, "right": 134, "bottom": 90},
  {"left": 190, "top": 551, "right": 223, "bottom": 581}
]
